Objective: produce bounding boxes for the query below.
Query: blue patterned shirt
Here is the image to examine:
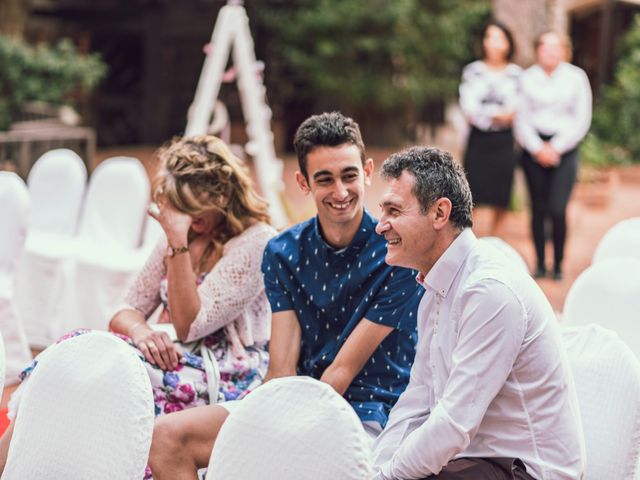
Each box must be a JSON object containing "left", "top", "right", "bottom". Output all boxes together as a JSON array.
[{"left": 262, "top": 210, "right": 424, "bottom": 427}]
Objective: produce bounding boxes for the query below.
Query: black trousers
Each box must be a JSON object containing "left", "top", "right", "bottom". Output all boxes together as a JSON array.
[
  {"left": 428, "top": 457, "right": 536, "bottom": 480},
  {"left": 521, "top": 147, "right": 579, "bottom": 270}
]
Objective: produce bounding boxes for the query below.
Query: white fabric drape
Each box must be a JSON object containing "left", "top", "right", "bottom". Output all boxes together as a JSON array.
[{"left": 0, "top": 172, "right": 33, "bottom": 385}]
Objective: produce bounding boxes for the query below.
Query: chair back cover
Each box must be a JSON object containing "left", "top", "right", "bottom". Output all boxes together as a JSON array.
[
  {"left": 479, "top": 236, "right": 528, "bottom": 273},
  {"left": 562, "top": 257, "right": 640, "bottom": 357},
  {"left": 562, "top": 325, "right": 640, "bottom": 479},
  {"left": 207, "top": 376, "right": 373, "bottom": 480},
  {"left": 77, "top": 156, "right": 149, "bottom": 249},
  {"left": 0, "top": 172, "right": 30, "bottom": 275},
  {"left": 592, "top": 217, "right": 640, "bottom": 264},
  {"left": 0, "top": 173, "right": 35, "bottom": 376},
  {"left": 27, "top": 148, "right": 87, "bottom": 236},
  {"left": 2, "top": 332, "right": 154, "bottom": 480}
]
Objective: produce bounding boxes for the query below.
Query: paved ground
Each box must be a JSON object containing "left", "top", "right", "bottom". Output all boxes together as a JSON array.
[{"left": 3, "top": 145, "right": 640, "bottom": 413}]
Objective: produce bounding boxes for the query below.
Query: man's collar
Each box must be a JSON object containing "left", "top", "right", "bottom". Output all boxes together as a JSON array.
[
  {"left": 312, "top": 209, "right": 374, "bottom": 256},
  {"left": 418, "top": 228, "right": 477, "bottom": 298}
]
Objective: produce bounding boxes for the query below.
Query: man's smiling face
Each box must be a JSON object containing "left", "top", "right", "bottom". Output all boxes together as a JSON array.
[{"left": 297, "top": 143, "right": 372, "bottom": 231}]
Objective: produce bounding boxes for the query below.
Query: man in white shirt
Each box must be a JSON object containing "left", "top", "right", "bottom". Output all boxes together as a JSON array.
[{"left": 372, "top": 146, "right": 585, "bottom": 480}]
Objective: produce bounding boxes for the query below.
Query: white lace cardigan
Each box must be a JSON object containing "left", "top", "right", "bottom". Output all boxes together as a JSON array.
[{"left": 115, "top": 222, "right": 277, "bottom": 356}]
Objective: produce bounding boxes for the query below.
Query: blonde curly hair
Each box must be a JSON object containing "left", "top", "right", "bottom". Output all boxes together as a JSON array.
[{"left": 154, "top": 135, "right": 270, "bottom": 265}]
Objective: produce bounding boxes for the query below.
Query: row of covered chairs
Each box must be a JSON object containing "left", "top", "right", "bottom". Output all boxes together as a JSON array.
[
  {"left": 1, "top": 325, "right": 637, "bottom": 479},
  {"left": 562, "top": 216, "right": 640, "bottom": 359},
  {"left": 1, "top": 331, "right": 371, "bottom": 480},
  {"left": 482, "top": 218, "right": 640, "bottom": 360},
  {"left": 15, "top": 149, "right": 163, "bottom": 349}
]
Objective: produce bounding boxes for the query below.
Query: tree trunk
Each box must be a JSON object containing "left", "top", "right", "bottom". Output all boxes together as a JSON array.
[
  {"left": 0, "top": 0, "right": 30, "bottom": 39},
  {"left": 493, "top": 0, "right": 568, "bottom": 67}
]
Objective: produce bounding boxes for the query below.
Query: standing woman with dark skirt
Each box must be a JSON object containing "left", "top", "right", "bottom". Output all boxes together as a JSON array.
[
  {"left": 460, "top": 20, "right": 521, "bottom": 237},
  {"left": 515, "top": 32, "right": 592, "bottom": 280}
]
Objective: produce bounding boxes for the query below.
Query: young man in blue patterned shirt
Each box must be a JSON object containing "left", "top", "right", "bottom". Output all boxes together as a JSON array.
[
  {"left": 261, "top": 111, "right": 424, "bottom": 437},
  {"left": 146, "top": 112, "right": 423, "bottom": 479}
]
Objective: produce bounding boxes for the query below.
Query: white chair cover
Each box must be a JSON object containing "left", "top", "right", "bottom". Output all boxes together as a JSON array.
[
  {"left": 66, "top": 157, "right": 150, "bottom": 333},
  {"left": 76, "top": 156, "right": 149, "bottom": 249},
  {"left": 27, "top": 148, "right": 87, "bottom": 236},
  {"left": 0, "top": 172, "right": 33, "bottom": 384},
  {"left": 562, "top": 257, "right": 640, "bottom": 358},
  {"left": 0, "top": 172, "right": 30, "bottom": 276},
  {"left": 592, "top": 217, "right": 640, "bottom": 264},
  {"left": 15, "top": 149, "right": 86, "bottom": 348},
  {"left": 479, "top": 236, "right": 529, "bottom": 273},
  {"left": 561, "top": 325, "right": 640, "bottom": 479},
  {"left": 14, "top": 240, "right": 77, "bottom": 347},
  {"left": 207, "top": 376, "right": 373, "bottom": 480},
  {"left": 2, "top": 332, "right": 154, "bottom": 480}
]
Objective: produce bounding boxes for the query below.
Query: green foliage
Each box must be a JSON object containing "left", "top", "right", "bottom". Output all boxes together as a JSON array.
[
  {"left": 0, "top": 36, "right": 107, "bottom": 130},
  {"left": 589, "top": 14, "right": 640, "bottom": 165},
  {"left": 254, "top": 0, "right": 491, "bottom": 112}
]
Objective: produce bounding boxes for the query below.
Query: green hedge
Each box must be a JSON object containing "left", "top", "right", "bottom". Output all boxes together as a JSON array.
[
  {"left": 587, "top": 14, "right": 640, "bottom": 166},
  {"left": 0, "top": 36, "right": 107, "bottom": 130}
]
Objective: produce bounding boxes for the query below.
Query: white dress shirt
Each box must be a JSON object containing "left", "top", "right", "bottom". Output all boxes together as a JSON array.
[
  {"left": 459, "top": 61, "right": 522, "bottom": 131},
  {"left": 372, "top": 229, "right": 585, "bottom": 480},
  {"left": 514, "top": 62, "right": 592, "bottom": 155}
]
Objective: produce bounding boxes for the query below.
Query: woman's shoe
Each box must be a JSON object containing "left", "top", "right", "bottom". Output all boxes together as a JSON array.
[
  {"left": 552, "top": 267, "right": 563, "bottom": 281},
  {"left": 534, "top": 266, "right": 547, "bottom": 279}
]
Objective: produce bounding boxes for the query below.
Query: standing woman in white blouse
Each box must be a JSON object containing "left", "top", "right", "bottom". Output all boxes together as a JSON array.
[
  {"left": 460, "top": 21, "right": 521, "bottom": 237},
  {"left": 515, "top": 32, "right": 592, "bottom": 280}
]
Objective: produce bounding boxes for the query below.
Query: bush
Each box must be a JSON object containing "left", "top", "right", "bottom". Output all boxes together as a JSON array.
[
  {"left": 589, "top": 14, "right": 640, "bottom": 165},
  {"left": 253, "top": 0, "right": 491, "bottom": 113},
  {"left": 0, "top": 36, "right": 107, "bottom": 130}
]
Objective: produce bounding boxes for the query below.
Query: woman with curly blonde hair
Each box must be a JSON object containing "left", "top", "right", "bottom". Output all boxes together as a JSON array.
[
  {"left": 108, "top": 135, "right": 276, "bottom": 414},
  {"left": 2, "top": 135, "right": 276, "bottom": 432}
]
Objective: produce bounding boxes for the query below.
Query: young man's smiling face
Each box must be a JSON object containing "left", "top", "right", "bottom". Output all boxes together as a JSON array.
[{"left": 296, "top": 143, "right": 373, "bottom": 234}]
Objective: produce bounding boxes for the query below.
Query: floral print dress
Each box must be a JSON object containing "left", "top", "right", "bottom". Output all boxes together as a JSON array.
[{"left": 11, "top": 223, "right": 276, "bottom": 479}]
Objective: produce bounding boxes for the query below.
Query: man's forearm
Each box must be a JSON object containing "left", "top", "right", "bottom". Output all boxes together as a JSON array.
[{"left": 320, "top": 364, "right": 356, "bottom": 395}]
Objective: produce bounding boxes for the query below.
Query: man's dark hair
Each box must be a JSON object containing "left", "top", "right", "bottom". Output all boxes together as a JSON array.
[
  {"left": 381, "top": 146, "right": 473, "bottom": 230},
  {"left": 293, "top": 111, "right": 366, "bottom": 179}
]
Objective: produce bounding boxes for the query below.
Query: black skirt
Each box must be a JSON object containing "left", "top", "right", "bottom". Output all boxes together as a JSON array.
[{"left": 463, "top": 127, "right": 516, "bottom": 208}]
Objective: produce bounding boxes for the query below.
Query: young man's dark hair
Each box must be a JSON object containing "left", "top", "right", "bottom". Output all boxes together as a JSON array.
[
  {"left": 293, "top": 111, "right": 366, "bottom": 179},
  {"left": 381, "top": 146, "right": 474, "bottom": 230}
]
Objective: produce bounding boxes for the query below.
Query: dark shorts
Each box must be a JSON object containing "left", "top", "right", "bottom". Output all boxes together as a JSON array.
[{"left": 429, "top": 457, "right": 536, "bottom": 480}]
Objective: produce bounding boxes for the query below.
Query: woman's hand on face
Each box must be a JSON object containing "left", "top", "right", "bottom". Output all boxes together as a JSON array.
[
  {"left": 148, "top": 201, "right": 192, "bottom": 247},
  {"left": 130, "top": 323, "right": 182, "bottom": 371}
]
